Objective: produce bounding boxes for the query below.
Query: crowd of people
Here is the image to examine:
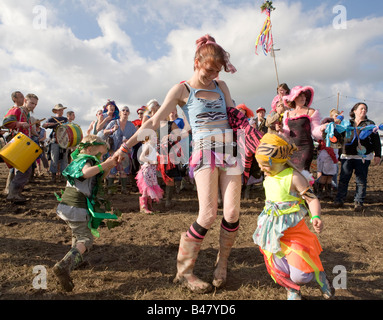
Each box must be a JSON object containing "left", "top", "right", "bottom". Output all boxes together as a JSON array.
[{"left": 1, "top": 34, "right": 382, "bottom": 300}]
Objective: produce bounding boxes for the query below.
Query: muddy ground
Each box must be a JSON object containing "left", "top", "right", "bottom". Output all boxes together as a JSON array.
[{"left": 0, "top": 161, "right": 383, "bottom": 303}]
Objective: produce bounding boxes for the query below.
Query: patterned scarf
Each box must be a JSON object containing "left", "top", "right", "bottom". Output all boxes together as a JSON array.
[{"left": 226, "top": 106, "right": 263, "bottom": 183}]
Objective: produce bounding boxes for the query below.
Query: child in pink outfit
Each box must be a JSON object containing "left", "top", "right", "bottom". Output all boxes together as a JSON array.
[{"left": 136, "top": 135, "right": 163, "bottom": 213}]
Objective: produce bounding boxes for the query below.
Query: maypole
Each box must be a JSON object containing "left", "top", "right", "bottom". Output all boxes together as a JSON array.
[
  {"left": 271, "top": 46, "right": 280, "bottom": 87},
  {"left": 255, "top": 1, "right": 279, "bottom": 86}
]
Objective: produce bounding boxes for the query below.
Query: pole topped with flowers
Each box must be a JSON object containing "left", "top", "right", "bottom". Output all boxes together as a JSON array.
[{"left": 255, "top": 1, "right": 276, "bottom": 56}]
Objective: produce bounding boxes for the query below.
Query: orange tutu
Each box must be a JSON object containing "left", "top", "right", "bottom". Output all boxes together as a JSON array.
[{"left": 260, "top": 219, "right": 324, "bottom": 290}]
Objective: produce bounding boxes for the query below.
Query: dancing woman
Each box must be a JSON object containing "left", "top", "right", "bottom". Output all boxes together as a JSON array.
[{"left": 115, "top": 34, "right": 241, "bottom": 293}]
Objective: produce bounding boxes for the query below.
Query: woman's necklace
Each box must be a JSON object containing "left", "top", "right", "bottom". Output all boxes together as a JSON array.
[{"left": 290, "top": 107, "right": 307, "bottom": 118}]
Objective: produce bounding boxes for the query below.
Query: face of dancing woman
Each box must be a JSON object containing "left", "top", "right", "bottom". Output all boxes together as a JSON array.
[{"left": 196, "top": 61, "right": 222, "bottom": 86}]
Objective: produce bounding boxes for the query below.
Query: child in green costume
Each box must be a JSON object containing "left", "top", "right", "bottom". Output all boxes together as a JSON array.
[{"left": 53, "top": 135, "right": 117, "bottom": 292}]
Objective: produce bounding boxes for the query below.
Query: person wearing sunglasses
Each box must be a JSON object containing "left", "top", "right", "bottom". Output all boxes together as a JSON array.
[{"left": 104, "top": 106, "right": 137, "bottom": 194}]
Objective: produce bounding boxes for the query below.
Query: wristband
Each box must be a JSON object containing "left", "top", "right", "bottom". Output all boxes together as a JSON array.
[
  {"left": 97, "top": 164, "right": 104, "bottom": 173},
  {"left": 120, "top": 144, "right": 129, "bottom": 154},
  {"left": 310, "top": 215, "right": 321, "bottom": 223}
]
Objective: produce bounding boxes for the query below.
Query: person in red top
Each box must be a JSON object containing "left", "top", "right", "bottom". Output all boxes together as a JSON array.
[
  {"left": 2, "top": 91, "right": 24, "bottom": 196},
  {"left": 2, "top": 93, "right": 39, "bottom": 203},
  {"left": 132, "top": 106, "right": 146, "bottom": 129},
  {"left": 3, "top": 93, "right": 36, "bottom": 137}
]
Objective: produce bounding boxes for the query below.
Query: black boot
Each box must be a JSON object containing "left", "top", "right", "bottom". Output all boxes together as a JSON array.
[
  {"left": 165, "top": 185, "right": 175, "bottom": 208},
  {"left": 53, "top": 248, "right": 83, "bottom": 292},
  {"left": 317, "top": 183, "right": 325, "bottom": 199},
  {"left": 120, "top": 177, "right": 129, "bottom": 194},
  {"left": 325, "top": 183, "right": 333, "bottom": 200},
  {"left": 106, "top": 178, "right": 114, "bottom": 195},
  {"left": 243, "top": 185, "right": 251, "bottom": 200}
]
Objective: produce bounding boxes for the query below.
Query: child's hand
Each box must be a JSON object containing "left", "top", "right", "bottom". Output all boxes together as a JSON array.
[
  {"left": 312, "top": 218, "right": 323, "bottom": 234},
  {"left": 112, "top": 149, "right": 127, "bottom": 164},
  {"left": 103, "top": 156, "right": 117, "bottom": 169}
]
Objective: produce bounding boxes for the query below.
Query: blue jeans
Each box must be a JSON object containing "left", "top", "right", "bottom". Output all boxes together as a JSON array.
[{"left": 335, "top": 159, "right": 370, "bottom": 204}]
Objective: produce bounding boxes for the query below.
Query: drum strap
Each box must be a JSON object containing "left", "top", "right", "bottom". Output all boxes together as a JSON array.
[{"left": 20, "top": 107, "right": 31, "bottom": 137}]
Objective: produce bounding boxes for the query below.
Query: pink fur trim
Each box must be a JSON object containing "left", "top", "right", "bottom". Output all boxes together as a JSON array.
[{"left": 283, "top": 86, "right": 314, "bottom": 107}]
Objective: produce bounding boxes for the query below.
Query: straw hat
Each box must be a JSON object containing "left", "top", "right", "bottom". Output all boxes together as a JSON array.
[{"left": 52, "top": 103, "right": 67, "bottom": 113}]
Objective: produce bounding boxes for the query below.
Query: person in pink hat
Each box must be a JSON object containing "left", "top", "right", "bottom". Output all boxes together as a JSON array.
[{"left": 282, "top": 86, "right": 325, "bottom": 171}]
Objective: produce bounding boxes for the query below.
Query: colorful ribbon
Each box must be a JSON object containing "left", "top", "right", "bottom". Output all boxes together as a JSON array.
[
  {"left": 325, "top": 120, "right": 383, "bottom": 147},
  {"left": 255, "top": 9, "right": 274, "bottom": 55}
]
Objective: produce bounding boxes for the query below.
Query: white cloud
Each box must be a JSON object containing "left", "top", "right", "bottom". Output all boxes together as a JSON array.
[{"left": 1, "top": 0, "right": 383, "bottom": 134}]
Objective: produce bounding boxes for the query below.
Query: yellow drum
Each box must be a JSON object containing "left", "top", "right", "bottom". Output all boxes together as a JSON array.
[
  {"left": 0, "top": 133, "right": 42, "bottom": 173},
  {"left": 56, "top": 124, "right": 83, "bottom": 149}
]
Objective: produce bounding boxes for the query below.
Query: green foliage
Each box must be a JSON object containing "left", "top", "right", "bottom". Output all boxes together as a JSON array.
[
  {"left": 106, "top": 220, "right": 122, "bottom": 230},
  {"left": 261, "top": 0, "right": 275, "bottom": 12}
]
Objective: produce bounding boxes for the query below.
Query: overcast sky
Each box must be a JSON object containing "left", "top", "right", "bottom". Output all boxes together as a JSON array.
[{"left": 1, "top": 0, "right": 383, "bottom": 133}]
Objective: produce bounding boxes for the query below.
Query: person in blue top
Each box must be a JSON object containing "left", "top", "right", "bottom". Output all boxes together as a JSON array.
[
  {"left": 96, "top": 100, "right": 120, "bottom": 140},
  {"left": 115, "top": 34, "right": 240, "bottom": 294},
  {"left": 104, "top": 105, "right": 137, "bottom": 194}
]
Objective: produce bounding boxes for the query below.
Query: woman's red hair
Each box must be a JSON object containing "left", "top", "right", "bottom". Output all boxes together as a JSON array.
[
  {"left": 236, "top": 104, "right": 254, "bottom": 118},
  {"left": 194, "top": 34, "right": 236, "bottom": 73}
]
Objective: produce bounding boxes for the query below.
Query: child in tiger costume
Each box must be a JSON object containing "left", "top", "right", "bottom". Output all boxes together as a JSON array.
[{"left": 253, "top": 133, "right": 335, "bottom": 300}]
